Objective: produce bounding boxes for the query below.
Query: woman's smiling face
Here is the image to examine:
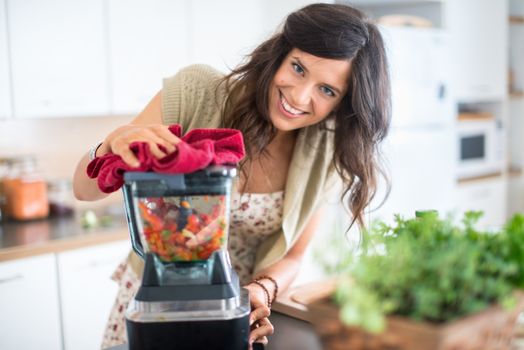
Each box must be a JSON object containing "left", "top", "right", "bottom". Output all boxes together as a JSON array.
[{"left": 268, "top": 48, "right": 352, "bottom": 132}]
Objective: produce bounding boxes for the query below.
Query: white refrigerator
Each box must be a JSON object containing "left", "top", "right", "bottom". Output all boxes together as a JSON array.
[{"left": 369, "top": 26, "right": 458, "bottom": 224}]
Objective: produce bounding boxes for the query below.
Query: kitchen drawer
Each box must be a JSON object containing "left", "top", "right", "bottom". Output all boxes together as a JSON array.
[
  {"left": 456, "top": 175, "right": 508, "bottom": 229},
  {"left": 0, "top": 254, "right": 62, "bottom": 350}
]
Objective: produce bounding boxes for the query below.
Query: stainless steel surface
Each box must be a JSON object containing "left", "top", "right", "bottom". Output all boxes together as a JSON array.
[
  {"left": 125, "top": 288, "right": 250, "bottom": 322},
  {"left": 133, "top": 295, "right": 241, "bottom": 313}
]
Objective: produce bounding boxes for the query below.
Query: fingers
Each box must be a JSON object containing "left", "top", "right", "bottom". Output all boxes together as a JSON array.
[
  {"left": 256, "top": 336, "right": 268, "bottom": 345},
  {"left": 249, "top": 317, "right": 273, "bottom": 345},
  {"left": 107, "top": 124, "right": 180, "bottom": 167},
  {"left": 244, "top": 284, "right": 273, "bottom": 346},
  {"left": 249, "top": 304, "right": 270, "bottom": 326},
  {"left": 144, "top": 126, "right": 179, "bottom": 154},
  {"left": 118, "top": 147, "right": 141, "bottom": 168},
  {"left": 154, "top": 125, "right": 181, "bottom": 149}
]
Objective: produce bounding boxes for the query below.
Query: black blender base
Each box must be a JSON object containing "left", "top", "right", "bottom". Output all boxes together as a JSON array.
[{"left": 126, "top": 315, "right": 249, "bottom": 350}]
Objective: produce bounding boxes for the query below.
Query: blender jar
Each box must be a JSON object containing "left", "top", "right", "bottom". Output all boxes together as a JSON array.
[{"left": 122, "top": 166, "right": 236, "bottom": 284}]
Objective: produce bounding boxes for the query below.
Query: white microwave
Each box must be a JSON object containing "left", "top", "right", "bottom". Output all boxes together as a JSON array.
[{"left": 457, "top": 118, "right": 505, "bottom": 179}]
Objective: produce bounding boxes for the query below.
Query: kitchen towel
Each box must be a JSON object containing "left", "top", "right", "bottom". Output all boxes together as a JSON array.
[{"left": 87, "top": 124, "right": 245, "bottom": 193}]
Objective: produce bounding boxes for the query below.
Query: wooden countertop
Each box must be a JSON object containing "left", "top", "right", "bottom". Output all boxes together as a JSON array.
[{"left": 0, "top": 211, "right": 129, "bottom": 262}]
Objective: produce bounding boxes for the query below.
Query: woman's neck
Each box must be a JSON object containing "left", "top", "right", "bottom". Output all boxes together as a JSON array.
[{"left": 267, "top": 129, "right": 297, "bottom": 155}]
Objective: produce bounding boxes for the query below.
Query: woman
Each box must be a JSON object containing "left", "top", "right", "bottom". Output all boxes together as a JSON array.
[{"left": 73, "top": 3, "right": 390, "bottom": 348}]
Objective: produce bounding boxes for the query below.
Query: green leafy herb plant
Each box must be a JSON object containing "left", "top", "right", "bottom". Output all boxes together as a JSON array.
[{"left": 321, "top": 211, "right": 524, "bottom": 334}]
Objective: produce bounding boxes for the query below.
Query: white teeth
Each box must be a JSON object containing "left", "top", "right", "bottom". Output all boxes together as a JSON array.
[{"left": 280, "top": 95, "right": 304, "bottom": 115}]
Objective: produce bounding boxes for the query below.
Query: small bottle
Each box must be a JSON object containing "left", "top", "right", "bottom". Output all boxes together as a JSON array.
[
  {"left": 47, "top": 179, "right": 75, "bottom": 217},
  {"left": 3, "top": 156, "right": 49, "bottom": 221}
]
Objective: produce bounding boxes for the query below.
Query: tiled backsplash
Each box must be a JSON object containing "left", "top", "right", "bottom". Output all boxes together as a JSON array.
[{"left": 0, "top": 115, "right": 132, "bottom": 208}]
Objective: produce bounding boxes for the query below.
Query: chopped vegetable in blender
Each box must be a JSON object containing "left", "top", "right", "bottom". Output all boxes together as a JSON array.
[{"left": 138, "top": 195, "right": 227, "bottom": 262}]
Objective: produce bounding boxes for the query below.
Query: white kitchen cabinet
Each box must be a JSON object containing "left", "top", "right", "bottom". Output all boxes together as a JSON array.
[
  {"left": 7, "top": 0, "right": 109, "bottom": 118},
  {"left": 0, "top": 254, "right": 62, "bottom": 350},
  {"left": 455, "top": 175, "right": 508, "bottom": 229},
  {"left": 107, "top": 0, "right": 191, "bottom": 115},
  {"left": 0, "top": 0, "right": 11, "bottom": 119},
  {"left": 57, "top": 240, "right": 130, "bottom": 350},
  {"left": 445, "top": 0, "right": 508, "bottom": 102},
  {"left": 189, "top": 0, "right": 266, "bottom": 73}
]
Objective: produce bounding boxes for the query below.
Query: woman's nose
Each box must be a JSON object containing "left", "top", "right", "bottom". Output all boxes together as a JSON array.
[{"left": 290, "top": 84, "right": 313, "bottom": 106}]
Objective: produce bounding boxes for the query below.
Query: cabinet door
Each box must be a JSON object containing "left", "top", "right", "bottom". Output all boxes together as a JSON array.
[
  {"left": 0, "top": 0, "right": 11, "bottom": 119},
  {"left": 382, "top": 27, "right": 454, "bottom": 129},
  {"left": 190, "top": 0, "right": 266, "bottom": 73},
  {"left": 510, "top": 21, "right": 524, "bottom": 93},
  {"left": 108, "top": 0, "right": 191, "bottom": 115},
  {"left": 58, "top": 240, "right": 130, "bottom": 350},
  {"left": 0, "top": 254, "right": 62, "bottom": 350},
  {"left": 508, "top": 174, "right": 524, "bottom": 217},
  {"left": 7, "top": 0, "right": 109, "bottom": 118},
  {"left": 456, "top": 176, "right": 508, "bottom": 229},
  {"left": 446, "top": 0, "right": 508, "bottom": 101}
]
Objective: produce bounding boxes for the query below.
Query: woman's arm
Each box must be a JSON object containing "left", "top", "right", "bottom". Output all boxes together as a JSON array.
[
  {"left": 252, "top": 205, "right": 325, "bottom": 298},
  {"left": 73, "top": 91, "right": 180, "bottom": 201},
  {"left": 244, "top": 205, "right": 326, "bottom": 344}
]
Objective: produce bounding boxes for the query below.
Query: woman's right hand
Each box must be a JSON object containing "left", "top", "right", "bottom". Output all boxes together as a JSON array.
[
  {"left": 103, "top": 124, "right": 181, "bottom": 167},
  {"left": 244, "top": 283, "right": 274, "bottom": 347}
]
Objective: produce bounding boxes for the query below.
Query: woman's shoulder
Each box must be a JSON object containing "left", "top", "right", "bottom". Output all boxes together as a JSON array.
[
  {"left": 162, "top": 64, "right": 227, "bottom": 128},
  {"left": 163, "top": 64, "right": 227, "bottom": 103},
  {"left": 170, "top": 64, "right": 225, "bottom": 84}
]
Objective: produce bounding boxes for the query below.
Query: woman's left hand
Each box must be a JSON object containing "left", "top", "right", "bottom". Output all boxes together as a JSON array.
[{"left": 244, "top": 283, "right": 274, "bottom": 347}]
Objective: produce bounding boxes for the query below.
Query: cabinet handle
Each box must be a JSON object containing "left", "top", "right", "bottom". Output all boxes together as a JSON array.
[
  {"left": 0, "top": 274, "right": 23, "bottom": 284},
  {"left": 75, "top": 258, "right": 119, "bottom": 271}
]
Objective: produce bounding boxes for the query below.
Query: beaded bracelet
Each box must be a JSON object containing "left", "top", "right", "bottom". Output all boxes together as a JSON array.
[
  {"left": 251, "top": 280, "right": 271, "bottom": 308},
  {"left": 255, "top": 275, "right": 279, "bottom": 304}
]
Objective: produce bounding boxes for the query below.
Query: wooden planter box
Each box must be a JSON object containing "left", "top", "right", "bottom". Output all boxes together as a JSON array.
[{"left": 294, "top": 282, "right": 524, "bottom": 350}]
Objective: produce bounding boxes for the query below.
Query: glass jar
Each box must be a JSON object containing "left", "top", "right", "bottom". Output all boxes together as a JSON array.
[
  {"left": 0, "top": 158, "right": 12, "bottom": 222},
  {"left": 3, "top": 155, "right": 49, "bottom": 221},
  {"left": 48, "top": 179, "right": 75, "bottom": 217}
]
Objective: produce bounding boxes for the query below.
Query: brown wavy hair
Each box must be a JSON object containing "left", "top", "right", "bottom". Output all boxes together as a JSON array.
[{"left": 220, "top": 3, "right": 391, "bottom": 228}]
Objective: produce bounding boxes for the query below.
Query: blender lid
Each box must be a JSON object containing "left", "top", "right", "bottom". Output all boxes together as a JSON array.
[
  {"left": 123, "top": 165, "right": 237, "bottom": 182},
  {"left": 123, "top": 165, "right": 237, "bottom": 197}
]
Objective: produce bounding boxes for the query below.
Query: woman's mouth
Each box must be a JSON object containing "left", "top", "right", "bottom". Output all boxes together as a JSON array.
[{"left": 279, "top": 92, "right": 306, "bottom": 118}]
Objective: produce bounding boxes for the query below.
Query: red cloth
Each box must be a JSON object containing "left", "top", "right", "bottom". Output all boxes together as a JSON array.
[{"left": 87, "top": 124, "right": 245, "bottom": 193}]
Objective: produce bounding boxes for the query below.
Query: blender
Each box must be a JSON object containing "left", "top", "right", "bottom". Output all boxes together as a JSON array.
[{"left": 122, "top": 165, "right": 250, "bottom": 350}]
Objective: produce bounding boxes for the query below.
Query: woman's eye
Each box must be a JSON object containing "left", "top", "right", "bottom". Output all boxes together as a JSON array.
[
  {"left": 320, "top": 86, "right": 335, "bottom": 97},
  {"left": 292, "top": 63, "right": 304, "bottom": 75}
]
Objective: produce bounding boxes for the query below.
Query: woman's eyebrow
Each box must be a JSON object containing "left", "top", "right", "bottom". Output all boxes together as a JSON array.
[{"left": 293, "top": 56, "right": 343, "bottom": 95}]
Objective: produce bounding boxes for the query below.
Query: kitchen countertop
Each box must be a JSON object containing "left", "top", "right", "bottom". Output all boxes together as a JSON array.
[{"left": 0, "top": 209, "right": 129, "bottom": 262}]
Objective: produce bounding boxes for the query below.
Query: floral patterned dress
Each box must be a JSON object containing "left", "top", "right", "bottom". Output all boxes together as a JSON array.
[{"left": 100, "top": 190, "right": 284, "bottom": 349}]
